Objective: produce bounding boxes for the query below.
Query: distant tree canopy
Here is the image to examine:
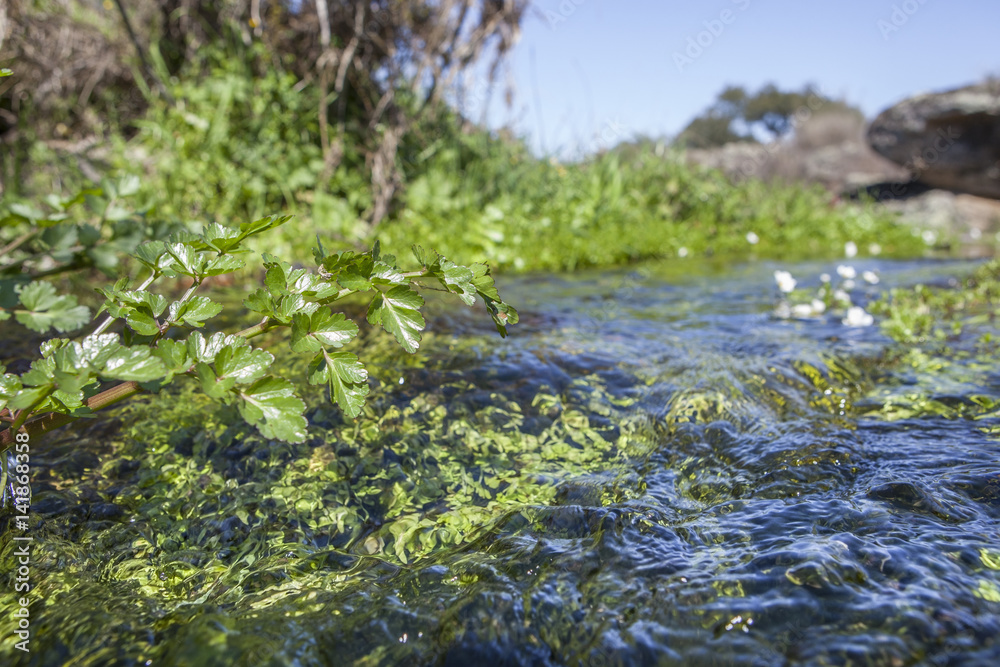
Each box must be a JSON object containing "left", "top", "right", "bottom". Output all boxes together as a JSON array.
[{"left": 675, "top": 83, "right": 862, "bottom": 149}]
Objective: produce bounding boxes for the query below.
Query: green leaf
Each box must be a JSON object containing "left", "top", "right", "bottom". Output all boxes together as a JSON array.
[
  {"left": 366, "top": 285, "right": 425, "bottom": 353},
  {"left": 215, "top": 344, "right": 273, "bottom": 384},
  {"left": 151, "top": 339, "right": 192, "bottom": 377},
  {"left": 244, "top": 289, "right": 275, "bottom": 318},
  {"left": 168, "top": 296, "right": 223, "bottom": 327},
  {"left": 196, "top": 363, "right": 236, "bottom": 399},
  {"left": 412, "top": 246, "right": 478, "bottom": 306},
  {"left": 275, "top": 294, "right": 318, "bottom": 323},
  {"left": 308, "top": 349, "right": 369, "bottom": 419},
  {"left": 21, "top": 358, "right": 56, "bottom": 387},
  {"left": 470, "top": 263, "right": 519, "bottom": 337},
  {"left": 290, "top": 310, "right": 359, "bottom": 354},
  {"left": 134, "top": 241, "right": 167, "bottom": 270},
  {"left": 235, "top": 215, "right": 293, "bottom": 246},
  {"left": 102, "top": 348, "right": 167, "bottom": 382},
  {"left": 200, "top": 223, "right": 242, "bottom": 253},
  {"left": 187, "top": 331, "right": 233, "bottom": 363},
  {"left": 15, "top": 281, "right": 91, "bottom": 333},
  {"left": 204, "top": 254, "right": 245, "bottom": 276},
  {"left": 0, "top": 372, "right": 23, "bottom": 412},
  {"left": 77, "top": 334, "right": 122, "bottom": 368},
  {"left": 117, "top": 289, "right": 168, "bottom": 316},
  {"left": 164, "top": 242, "right": 205, "bottom": 277},
  {"left": 9, "top": 384, "right": 53, "bottom": 411},
  {"left": 125, "top": 310, "right": 161, "bottom": 336},
  {"left": 370, "top": 261, "right": 406, "bottom": 286},
  {"left": 236, "top": 376, "right": 307, "bottom": 443}
]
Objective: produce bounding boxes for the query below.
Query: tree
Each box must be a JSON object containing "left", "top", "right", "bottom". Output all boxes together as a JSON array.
[{"left": 675, "top": 83, "right": 861, "bottom": 148}]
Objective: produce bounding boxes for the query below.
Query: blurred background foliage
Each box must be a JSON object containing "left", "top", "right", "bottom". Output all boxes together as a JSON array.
[{"left": 0, "top": 0, "right": 925, "bottom": 273}]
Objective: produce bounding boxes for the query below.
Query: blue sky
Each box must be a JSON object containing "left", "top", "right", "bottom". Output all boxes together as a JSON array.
[{"left": 470, "top": 0, "right": 999, "bottom": 157}]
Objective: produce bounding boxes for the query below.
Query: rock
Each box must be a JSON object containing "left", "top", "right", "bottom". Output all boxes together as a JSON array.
[
  {"left": 685, "top": 110, "right": 909, "bottom": 193},
  {"left": 867, "top": 82, "right": 1000, "bottom": 199},
  {"left": 881, "top": 189, "right": 1000, "bottom": 253}
]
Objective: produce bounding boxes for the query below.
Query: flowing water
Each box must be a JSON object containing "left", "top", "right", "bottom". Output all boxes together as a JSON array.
[{"left": 3, "top": 258, "right": 1000, "bottom": 666}]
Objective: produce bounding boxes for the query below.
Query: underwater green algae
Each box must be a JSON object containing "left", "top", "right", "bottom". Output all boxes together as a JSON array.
[{"left": 3, "top": 258, "right": 1000, "bottom": 665}]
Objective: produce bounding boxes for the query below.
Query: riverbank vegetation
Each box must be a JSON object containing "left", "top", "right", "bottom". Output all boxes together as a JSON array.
[{"left": 3, "top": 3, "right": 1000, "bottom": 664}]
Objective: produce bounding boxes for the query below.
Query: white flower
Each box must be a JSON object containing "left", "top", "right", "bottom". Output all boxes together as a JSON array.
[
  {"left": 834, "top": 289, "right": 851, "bottom": 304},
  {"left": 970, "top": 228, "right": 982, "bottom": 240},
  {"left": 868, "top": 243, "right": 882, "bottom": 256},
  {"left": 820, "top": 273, "right": 831, "bottom": 283},
  {"left": 773, "top": 270, "right": 796, "bottom": 293},
  {"left": 678, "top": 247, "right": 689, "bottom": 258},
  {"left": 792, "top": 303, "right": 814, "bottom": 318},
  {"left": 842, "top": 279, "right": 856, "bottom": 290},
  {"left": 862, "top": 270, "right": 879, "bottom": 285},
  {"left": 811, "top": 299, "right": 826, "bottom": 314},
  {"left": 746, "top": 231, "right": 760, "bottom": 245},
  {"left": 836, "top": 265, "right": 856, "bottom": 280},
  {"left": 844, "top": 241, "right": 858, "bottom": 258},
  {"left": 842, "top": 306, "right": 874, "bottom": 327},
  {"left": 922, "top": 230, "right": 938, "bottom": 245}
]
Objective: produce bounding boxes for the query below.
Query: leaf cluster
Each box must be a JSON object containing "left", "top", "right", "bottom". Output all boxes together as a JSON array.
[{"left": 1, "top": 215, "right": 516, "bottom": 448}]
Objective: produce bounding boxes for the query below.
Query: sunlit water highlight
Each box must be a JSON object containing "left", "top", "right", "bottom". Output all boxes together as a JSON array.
[{"left": 2, "top": 258, "right": 999, "bottom": 666}]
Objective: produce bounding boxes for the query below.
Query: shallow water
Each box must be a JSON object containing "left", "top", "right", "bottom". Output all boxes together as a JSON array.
[{"left": 3, "top": 258, "right": 1000, "bottom": 666}]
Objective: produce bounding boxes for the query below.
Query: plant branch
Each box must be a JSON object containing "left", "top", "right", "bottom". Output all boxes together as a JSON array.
[{"left": 0, "top": 230, "right": 38, "bottom": 258}]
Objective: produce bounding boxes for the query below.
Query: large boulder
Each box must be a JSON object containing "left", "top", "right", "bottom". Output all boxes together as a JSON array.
[{"left": 867, "top": 82, "right": 1000, "bottom": 199}]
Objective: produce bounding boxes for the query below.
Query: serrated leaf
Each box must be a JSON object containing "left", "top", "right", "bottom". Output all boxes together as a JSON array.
[
  {"left": 102, "top": 348, "right": 167, "bottom": 382},
  {"left": 290, "top": 310, "right": 359, "bottom": 353},
  {"left": 215, "top": 344, "right": 273, "bottom": 383},
  {"left": 264, "top": 262, "right": 289, "bottom": 295},
  {"left": 244, "top": 288, "right": 275, "bottom": 317},
  {"left": 134, "top": 241, "right": 166, "bottom": 270},
  {"left": 336, "top": 265, "right": 373, "bottom": 291},
  {"left": 196, "top": 363, "right": 236, "bottom": 399},
  {"left": 470, "top": 263, "right": 518, "bottom": 337},
  {"left": 366, "top": 285, "right": 425, "bottom": 353},
  {"left": 187, "top": 331, "right": 233, "bottom": 363},
  {"left": 78, "top": 334, "right": 122, "bottom": 368},
  {"left": 21, "top": 358, "right": 56, "bottom": 387},
  {"left": 118, "top": 289, "right": 168, "bottom": 316},
  {"left": 370, "top": 261, "right": 406, "bottom": 286},
  {"left": 9, "top": 384, "right": 54, "bottom": 411},
  {"left": 204, "top": 254, "right": 245, "bottom": 276},
  {"left": 165, "top": 243, "right": 205, "bottom": 277},
  {"left": 151, "top": 339, "right": 192, "bottom": 373},
  {"left": 15, "top": 281, "right": 91, "bottom": 333},
  {"left": 200, "top": 223, "right": 242, "bottom": 253},
  {"left": 236, "top": 376, "right": 307, "bottom": 443},
  {"left": 168, "top": 296, "right": 224, "bottom": 327},
  {"left": 236, "top": 215, "right": 293, "bottom": 246},
  {"left": 274, "top": 294, "right": 318, "bottom": 323},
  {"left": 308, "top": 349, "right": 369, "bottom": 418},
  {"left": 125, "top": 310, "right": 161, "bottom": 336}
]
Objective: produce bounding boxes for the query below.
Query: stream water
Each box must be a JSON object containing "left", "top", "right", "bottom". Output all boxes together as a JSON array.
[{"left": 3, "top": 258, "right": 1000, "bottom": 666}]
